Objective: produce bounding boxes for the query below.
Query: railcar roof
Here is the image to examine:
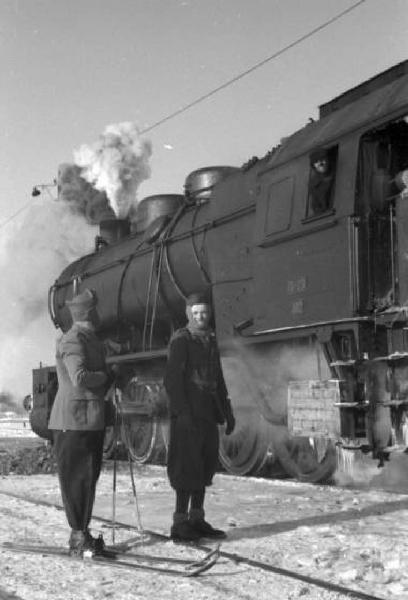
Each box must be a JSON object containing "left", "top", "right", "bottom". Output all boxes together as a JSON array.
[{"left": 260, "top": 67, "right": 408, "bottom": 171}]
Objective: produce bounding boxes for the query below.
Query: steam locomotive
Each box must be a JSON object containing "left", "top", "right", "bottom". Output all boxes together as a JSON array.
[{"left": 31, "top": 60, "right": 408, "bottom": 483}]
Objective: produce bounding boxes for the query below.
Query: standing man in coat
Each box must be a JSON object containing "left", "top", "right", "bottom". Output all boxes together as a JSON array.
[
  {"left": 164, "top": 292, "right": 236, "bottom": 541},
  {"left": 49, "top": 288, "right": 112, "bottom": 556}
]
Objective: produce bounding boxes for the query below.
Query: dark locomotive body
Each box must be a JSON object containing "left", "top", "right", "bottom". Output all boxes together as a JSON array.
[{"left": 31, "top": 60, "right": 408, "bottom": 481}]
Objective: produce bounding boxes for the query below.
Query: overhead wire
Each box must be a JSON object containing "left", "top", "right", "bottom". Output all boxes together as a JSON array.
[
  {"left": 0, "top": 185, "right": 56, "bottom": 230},
  {"left": 141, "top": 0, "right": 367, "bottom": 134},
  {"left": 1, "top": 0, "right": 367, "bottom": 229},
  {"left": 0, "top": 200, "right": 35, "bottom": 230}
]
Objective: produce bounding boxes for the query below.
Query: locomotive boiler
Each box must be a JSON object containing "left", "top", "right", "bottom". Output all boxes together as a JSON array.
[{"left": 31, "top": 60, "right": 408, "bottom": 482}]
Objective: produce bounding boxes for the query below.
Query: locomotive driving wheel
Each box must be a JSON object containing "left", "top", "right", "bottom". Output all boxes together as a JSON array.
[
  {"left": 120, "top": 380, "right": 165, "bottom": 464},
  {"left": 274, "top": 434, "right": 337, "bottom": 483},
  {"left": 219, "top": 411, "right": 270, "bottom": 475}
]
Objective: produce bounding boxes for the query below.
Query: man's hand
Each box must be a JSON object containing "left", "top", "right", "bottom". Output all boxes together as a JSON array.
[
  {"left": 105, "top": 339, "right": 122, "bottom": 355},
  {"left": 106, "top": 363, "right": 125, "bottom": 390},
  {"left": 109, "top": 363, "right": 121, "bottom": 376}
]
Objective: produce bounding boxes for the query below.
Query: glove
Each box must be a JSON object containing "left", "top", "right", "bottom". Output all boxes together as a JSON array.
[
  {"left": 109, "top": 363, "right": 121, "bottom": 377},
  {"left": 225, "top": 413, "right": 236, "bottom": 436},
  {"left": 106, "top": 364, "right": 126, "bottom": 390},
  {"left": 105, "top": 339, "right": 122, "bottom": 355}
]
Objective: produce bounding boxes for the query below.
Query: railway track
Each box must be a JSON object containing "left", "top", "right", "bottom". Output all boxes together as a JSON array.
[{"left": 0, "top": 489, "right": 386, "bottom": 600}]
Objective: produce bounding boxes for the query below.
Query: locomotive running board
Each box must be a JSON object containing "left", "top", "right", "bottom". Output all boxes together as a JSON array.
[{"left": 106, "top": 349, "right": 167, "bottom": 365}]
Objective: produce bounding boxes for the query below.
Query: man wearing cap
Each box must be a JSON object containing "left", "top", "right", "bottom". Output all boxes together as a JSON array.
[
  {"left": 308, "top": 149, "right": 335, "bottom": 215},
  {"left": 164, "top": 291, "right": 236, "bottom": 541},
  {"left": 49, "top": 288, "right": 112, "bottom": 556}
]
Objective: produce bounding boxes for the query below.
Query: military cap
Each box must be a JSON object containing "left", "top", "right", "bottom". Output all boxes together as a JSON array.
[
  {"left": 186, "top": 291, "right": 211, "bottom": 307},
  {"left": 310, "top": 148, "right": 329, "bottom": 165},
  {"left": 66, "top": 288, "right": 97, "bottom": 320}
]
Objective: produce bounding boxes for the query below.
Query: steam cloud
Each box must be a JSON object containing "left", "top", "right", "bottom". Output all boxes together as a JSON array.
[
  {"left": 222, "top": 338, "right": 328, "bottom": 420},
  {"left": 223, "top": 338, "right": 408, "bottom": 491},
  {"left": 0, "top": 121, "right": 152, "bottom": 402},
  {"left": 220, "top": 340, "right": 330, "bottom": 470},
  {"left": 74, "top": 122, "right": 152, "bottom": 218},
  {"left": 0, "top": 391, "right": 24, "bottom": 415},
  {"left": 0, "top": 198, "right": 97, "bottom": 400}
]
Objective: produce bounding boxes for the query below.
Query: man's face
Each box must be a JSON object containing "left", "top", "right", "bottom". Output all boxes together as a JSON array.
[
  {"left": 187, "top": 303, "right": 211, "bottom": 329},
  {"left": 313, "top": 158, "right": 329, "bottom": 174}
]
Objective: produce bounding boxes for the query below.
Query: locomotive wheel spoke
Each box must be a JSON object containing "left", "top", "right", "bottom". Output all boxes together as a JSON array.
[
  {"left": 121, "top": 415, "right": 158, "bottom": 464},
  {"left": 117, "top": 380, "right": 169, "bottom": 464},
  {"left": 275, "top": 435, "right": 337, "bottom": 483},
  {"left": 218, "top": 412, "right": 269, "bottom": 476}
]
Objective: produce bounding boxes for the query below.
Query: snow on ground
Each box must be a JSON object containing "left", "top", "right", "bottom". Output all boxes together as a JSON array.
[{"left": 0, "top": 464, "right": 407, "bottom": 599}]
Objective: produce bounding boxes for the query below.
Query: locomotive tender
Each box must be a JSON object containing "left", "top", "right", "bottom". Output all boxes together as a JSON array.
[{"left": 31, "top": 60, "right": 408, "bottom": 482}]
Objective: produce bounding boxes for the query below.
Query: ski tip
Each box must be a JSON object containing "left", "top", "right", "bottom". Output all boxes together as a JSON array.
[{"left": 186, "top": 555, "right": 219, "bottom": 577}]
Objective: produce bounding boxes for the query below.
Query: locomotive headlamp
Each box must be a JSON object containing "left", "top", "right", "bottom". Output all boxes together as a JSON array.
[{"left": 31, "top": 180, "right": 57, "bottom": 198}]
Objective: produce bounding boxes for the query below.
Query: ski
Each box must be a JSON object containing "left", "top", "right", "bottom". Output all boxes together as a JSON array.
[
  {"left": 1, "top": 542, "right": 219, "bottom": 577},
  {"left": 108, "top": 537, "right": 221, "bottom": 567}
]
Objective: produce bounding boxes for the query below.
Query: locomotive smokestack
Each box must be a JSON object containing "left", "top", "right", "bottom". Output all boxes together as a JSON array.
[
  {"left": 58, "top": 165, "right": 131, "bottom": 248},
  {"left": 97, "top": 217, "right": 131, "bottom": 249}
]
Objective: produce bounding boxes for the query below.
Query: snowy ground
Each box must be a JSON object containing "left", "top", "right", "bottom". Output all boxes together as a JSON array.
[{"left": 0, "top": 461, "right": 408, "bottom": 600}]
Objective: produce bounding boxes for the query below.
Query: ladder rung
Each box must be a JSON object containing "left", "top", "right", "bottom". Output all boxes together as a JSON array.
[
  {"left": 334, "top": 402, "right": 369, "bottom": 408},
  {"left": 373, "top": 353, "right": 408, "bottom": 362},
  {"left": 330, "top": 360, "right": 356, "bottom": 367}
]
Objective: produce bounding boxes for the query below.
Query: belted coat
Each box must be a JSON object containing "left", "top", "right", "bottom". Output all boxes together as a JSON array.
[
  {"left": 49, "top": 323, "right": 109, "bottom": 431},
  {"left": 164, "top": 327, "right": 233, "bottom": 424}
]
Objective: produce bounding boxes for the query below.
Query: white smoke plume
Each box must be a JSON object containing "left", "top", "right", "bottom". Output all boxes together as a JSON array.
[
  {"left": 74, "top": 122, "right": 152, "bottom": 218},
  {"left": 0, "top": 122, "right": 152, "bottom": 402},
  {"left": 335, "top": 446, "right": 408, "bottom": 494},
  {"left": 222, "top": 338, "right": 328, "bottom": 421}
]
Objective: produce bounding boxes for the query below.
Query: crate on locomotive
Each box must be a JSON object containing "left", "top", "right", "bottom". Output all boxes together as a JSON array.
[{"left": 287, "top": 380, "right": 341, "bottom": 439}]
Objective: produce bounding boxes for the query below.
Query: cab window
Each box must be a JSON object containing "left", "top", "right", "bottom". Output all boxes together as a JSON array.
[{"left": 306, "top": 146, "right": 337, "bottom": 217}]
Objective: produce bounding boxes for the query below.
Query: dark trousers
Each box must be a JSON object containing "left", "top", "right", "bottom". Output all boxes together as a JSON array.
[
  {"left": 53, "top": 430, "right": 105, "bottom": 531},
  {"left": 167, "top": 417, "right": 219, "bottom": 491}
]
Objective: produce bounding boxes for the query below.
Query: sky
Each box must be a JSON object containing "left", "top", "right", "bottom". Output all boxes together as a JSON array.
[{"left": 0, "top": 0, "right": 407, "bottom": 398}]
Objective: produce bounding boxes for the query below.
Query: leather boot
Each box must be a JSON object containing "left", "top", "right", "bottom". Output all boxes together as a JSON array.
[
  {"left": 189, "top": 508, "right": 226, "bottom": 539},
  {"left": 84, "top": 530, "right": 107, "bottom": 555},
  {"left": 170, "top": 512, "right": 201, "bottom": 541},
  {"left": 68, "top": 530, "right": 86, "bottom": 556}
]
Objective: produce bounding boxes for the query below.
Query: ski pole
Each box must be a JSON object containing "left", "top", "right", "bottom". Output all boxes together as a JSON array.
[{"left": 111, "top": 386, "right": 119, "bottom": 545}]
